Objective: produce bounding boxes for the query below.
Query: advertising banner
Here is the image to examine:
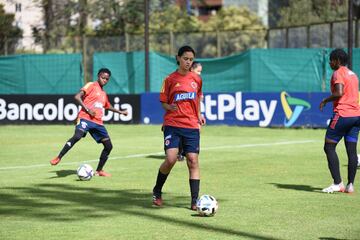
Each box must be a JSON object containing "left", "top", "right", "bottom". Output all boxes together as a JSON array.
[
  {"left": 0, "top": 95, "right": 140, "bottom": 124},
  {"left": 141, "top": 92, "right": 334, "bottom": 128}
]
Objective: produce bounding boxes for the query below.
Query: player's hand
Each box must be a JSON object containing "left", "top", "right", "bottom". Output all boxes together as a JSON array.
[
  {"left": 199, "top": 115, "right": 206, "bottom": 126},
  {"left": 167, "top": 104, "right": 178, "bottom": 111},
  {"left": 319, "top": 99, "right": 326, "bottom": 111},
  {"left": 87, "top": 108, "right": 96, "bottom": 117}
]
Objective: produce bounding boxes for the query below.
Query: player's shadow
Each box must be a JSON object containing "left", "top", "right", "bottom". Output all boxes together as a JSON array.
[
  {"left": 269, "top": 183, "right": 322, "bottom": 193},
  {"left": 49, "top": 170, "right": 77, "bottom": 178},
  {"left": 0, "top": 183, "right": 281, "bottom": 240},
  {"left": 319, "top": 237, "right": 349, "bottom": 240},
  {"left": 146, "top": 154, "right": 165, "bottom": 160}
]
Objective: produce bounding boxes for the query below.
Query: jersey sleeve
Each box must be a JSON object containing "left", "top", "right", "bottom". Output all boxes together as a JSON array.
[
  {"left": 81, "top": 82, "right": 94, "bottom": 95},
  {"left": 159, "top": 77, "right": 169, "bottom": 103},
  {"left": 333, "top": 70, "right": 345, "bottom": 85}
]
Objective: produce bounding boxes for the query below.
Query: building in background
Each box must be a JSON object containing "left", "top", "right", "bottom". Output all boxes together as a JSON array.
[
  {"left": 176, "top": 0, "right": 269, "bottom": 26},
  {"left": 0, "top": 0, "right": 43, "bottom": 51},
  {"left": 223, "top": 0, "right": 268, "bottom": 26}
]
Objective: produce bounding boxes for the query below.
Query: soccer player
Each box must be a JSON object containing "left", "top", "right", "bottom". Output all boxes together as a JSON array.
[
  {"left": 177, "top": 61, "right": 203, "bottom": 162},
  {"left": 50, "top": 68, "right": 128, "bottom": 177},
  {"left": 319, "top": 49, "right": 360, "bottom": 193},
  {"left": 191, "top": 61, "right": 202, "bottom": 75},
  {"left": 152, "top": 46, "right": 206, "bottom": 210}
]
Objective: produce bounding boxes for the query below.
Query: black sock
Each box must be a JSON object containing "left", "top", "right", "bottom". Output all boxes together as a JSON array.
[
  {"left": 345, "top": 141, "right": 358, "bottom": 184},
  {"left": 96, "top": 149, "right": 108, "bottom": 171},
  {"left": 324, "top": 142, "right": 342, "bottom": 184},
  {"left": 96, "top": 139, "right": 113, "bottom": 171},
  {"left": 58, "top": 142, "right": 73, "bottom": 159},
  {"left": 189, "top": 179, "right": 200, "bottom": 205},
  {"left": 153, "top": 170, "right": 169, "bottom": 197}
]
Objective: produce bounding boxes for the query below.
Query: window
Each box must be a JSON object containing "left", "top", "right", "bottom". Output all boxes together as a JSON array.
[{"left": 15, "top": 3, "right": 21, "bottom": 12}]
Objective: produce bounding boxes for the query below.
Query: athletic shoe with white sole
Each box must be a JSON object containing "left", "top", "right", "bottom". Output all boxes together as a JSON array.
[
  {"left": 322, "top": 182, "right": 345, "bottom": 193},
  {"left": 345, "top": 183, "right": 354, "bottom": 193}
]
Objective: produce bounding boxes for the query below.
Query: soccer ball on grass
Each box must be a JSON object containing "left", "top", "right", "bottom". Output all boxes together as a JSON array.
[
  {"left": 196, "top": 194, "right": 218, "bottom": 216},
  {"left": 77, "top": 164, "right": 94, "bottom": 181}
]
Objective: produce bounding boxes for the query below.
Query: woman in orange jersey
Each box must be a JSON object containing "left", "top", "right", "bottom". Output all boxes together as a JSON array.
[
  {"left": 319, "top": 49, "right": 360, "bottom": 193},
  {"left": 152, "top": 46, "right": 206, "bottom": 210},
  {"left": 50, "top": 68, "right": 128, "bottom": 177}
]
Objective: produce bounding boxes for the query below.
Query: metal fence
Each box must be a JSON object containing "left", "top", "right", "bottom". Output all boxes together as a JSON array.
[
  {"left": 1, "top": 19, "right": 359, "bottom": 80},
  {"left": 268, "top": 19, "right": 360, "bottom": 48}
]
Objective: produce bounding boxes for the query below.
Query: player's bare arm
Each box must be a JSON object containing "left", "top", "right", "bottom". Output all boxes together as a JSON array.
[
  {"left": 108, "top": 105, "right": 128, "bottom": 116},
  {"left": 198, "top": 97, "right": 206, "bottom": 125},
  {"left": 319, "top": 83, "right": 344, "bottom": 111},
  {"left": 74, "top": 90, "right": 96, "bottom": 117}
]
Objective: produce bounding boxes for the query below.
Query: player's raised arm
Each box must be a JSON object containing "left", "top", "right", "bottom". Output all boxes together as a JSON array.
[{"left": 107, "top": 104, "right": 128, "bottom": 116}]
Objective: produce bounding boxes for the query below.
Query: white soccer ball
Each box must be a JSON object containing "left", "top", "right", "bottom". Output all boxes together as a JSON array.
[
  {"left": 77, "top": 164, "right": 94, "bottom": 181},
  {"left": 196, "top": 194, "right": 218, "bottom": 216}
]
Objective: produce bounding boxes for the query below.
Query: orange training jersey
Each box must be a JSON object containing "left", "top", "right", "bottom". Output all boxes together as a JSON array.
[
  {"left": 77, "top": 81, "right": 110, "bottom": 125},
  {"left": 331, "top": 66, "right": 360, "bottom": 117},
  {"left": 160, "top": 71, "right": 203, "bottom": 129}
]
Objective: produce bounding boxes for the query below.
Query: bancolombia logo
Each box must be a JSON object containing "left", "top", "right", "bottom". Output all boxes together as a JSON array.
[
  {"left": 0, "top": 96, "right": 133, "bottom": 122},
  {"left": 280, "top": 91, "right": 311, "bottom": 127}
]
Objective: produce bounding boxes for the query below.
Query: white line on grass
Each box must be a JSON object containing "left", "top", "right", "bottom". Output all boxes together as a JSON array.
[{"left": 0, "top": 140, "right": 316, "bottom": 171}]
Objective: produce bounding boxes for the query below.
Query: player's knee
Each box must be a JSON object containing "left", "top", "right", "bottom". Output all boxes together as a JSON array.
[
  {"left": 187, "top": 156, "right": 199, "bottom": 169},
  {"left": 324, "top": 143, "right": 336, "bottom": 154},
  {"left": 69, "top": 130, "right": 84, "bottom": 143},
  {"left": 166, "top": 157, "right": 177, "bottom": 165},
  {"left": 74, "top": 129, "right": 85, "bottom": 141},
  {"left": 103, "top": 139, "right": 113, "bottom": 153}
]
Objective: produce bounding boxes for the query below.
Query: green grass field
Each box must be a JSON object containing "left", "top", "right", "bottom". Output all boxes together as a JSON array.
[{"left": 0, "top": 125, "right": 359, "bottom": 240}]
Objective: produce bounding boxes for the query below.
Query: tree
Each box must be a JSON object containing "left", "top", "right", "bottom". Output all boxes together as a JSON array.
[
  {"left": 200, "top": 6, "right": 266, "bottom": 56},
  {"left": 90, "top": 0, "right": 176, "bottom": 35},
  {"left": 30, "top": 1, "right": 266, "bottom": 57},
  {"left": 276, "top": 0, "right": 348, "bottom": 27},
  {"left": 0, "top": 4, "right": 22, "bottom": 55},
  {"left": 150, "top": 5, "right": 201, "bottom": 33},
  {"left": 32, "top": 0, "right": 81, "bottom": 53},
  {"left": 149, "top": 5, "right": 202, "bottom": 54}
]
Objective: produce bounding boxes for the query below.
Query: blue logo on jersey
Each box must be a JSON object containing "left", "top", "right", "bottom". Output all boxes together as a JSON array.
[{"left": 174, "top": 92, "right": 196, "bottom": 101}]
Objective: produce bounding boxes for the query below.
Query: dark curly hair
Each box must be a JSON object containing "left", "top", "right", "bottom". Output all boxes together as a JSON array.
[
  {"left": 330, "top": 49, "right": 348, "bottom": 66},
  {"left": 97, "top": 68, "right": 112, "bottom": 76}
]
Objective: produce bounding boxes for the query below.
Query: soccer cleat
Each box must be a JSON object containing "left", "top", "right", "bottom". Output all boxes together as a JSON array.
[
  {"left": 191, "top": 204, "right": 197, "bottom": 211},
  {"left": 50, "top": 157, "right": 61, "bottom": 165},
  {"left": 95, "top": 170, "right": 112, "bottom": 177},
  {"left": 345, "top": 183, "right": 354, "bottom": 193},
  {"left": 322, "top": 182, "right": 345, "bottom": 193},
  {"left": 152, "top": 195, "right": 163, "bottom": 207},
  {"left": 177, "top": 154, "right": 185, "bottom": 161}
]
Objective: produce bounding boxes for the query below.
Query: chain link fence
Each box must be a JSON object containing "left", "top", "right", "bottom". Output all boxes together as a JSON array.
[
  {"left": 1, "top": 19, "right": 359, "bottom": 80},
  {"left": 268, "top": 20, "right": 360, "bottom": 48}
]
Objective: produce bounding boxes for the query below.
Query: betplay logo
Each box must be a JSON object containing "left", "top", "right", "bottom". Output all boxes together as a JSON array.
[
  {"left": 280, "top": 91, "right": 311, "bottom": 127},
  {"left": 201, "top": 92, "right": 277, "bottom": 127}
]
